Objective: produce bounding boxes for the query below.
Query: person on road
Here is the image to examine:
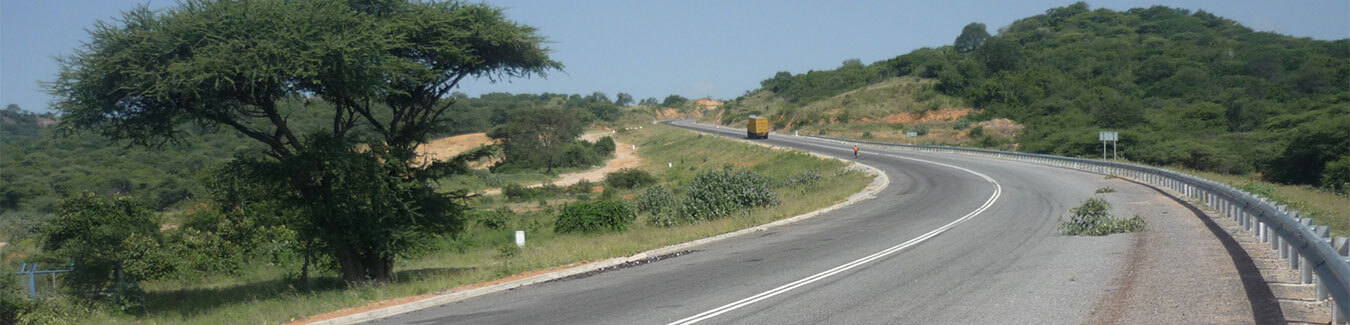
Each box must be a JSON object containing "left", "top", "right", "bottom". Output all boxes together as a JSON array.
[{"left": 853, "top": 145, "right": 859, "bottom": 159}]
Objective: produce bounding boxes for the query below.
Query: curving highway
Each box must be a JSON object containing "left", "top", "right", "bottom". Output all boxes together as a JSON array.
[{"left": 366, "top": 119, "right": 1268, "bottom": 324}]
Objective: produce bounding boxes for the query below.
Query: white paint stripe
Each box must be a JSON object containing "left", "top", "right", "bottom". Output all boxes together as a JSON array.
[{"left": 668, "top": 151, "right": 1003, "bottom": 325}]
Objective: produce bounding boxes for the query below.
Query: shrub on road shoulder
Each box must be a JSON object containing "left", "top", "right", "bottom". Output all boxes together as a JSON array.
[
  {"left": 678, "top": 167, "right": 779, "bottom": 220},
  {"left": 554, "top": 200, "right": 636, "bottom": 233},
  {"left": 1059, "top": 197, "right": 1144, "bottom": 236}
]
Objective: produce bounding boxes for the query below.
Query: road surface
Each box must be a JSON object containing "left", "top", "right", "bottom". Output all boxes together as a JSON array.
[{"left": 366, "top": 119, "right": 1269, "bottom": 324}]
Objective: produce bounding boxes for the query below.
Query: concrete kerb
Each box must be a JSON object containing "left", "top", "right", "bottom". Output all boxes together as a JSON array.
[{"left": 308, "top": 123, "right": 890, "bottom": 325}]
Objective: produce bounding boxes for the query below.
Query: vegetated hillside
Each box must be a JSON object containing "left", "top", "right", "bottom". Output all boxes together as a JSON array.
[
  {"left": 717, "top": 2, "right": 1350, "bottom": 192},
  {"left": 0, "top": 92, "right": 659, "bottom": 243}
]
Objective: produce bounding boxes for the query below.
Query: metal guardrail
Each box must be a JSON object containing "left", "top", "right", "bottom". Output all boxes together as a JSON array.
[{"left": 806, "top": 134, "right": 1350, "bottom": 322}]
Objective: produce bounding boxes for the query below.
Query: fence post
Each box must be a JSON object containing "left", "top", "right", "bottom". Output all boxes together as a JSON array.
[{"left": 27, "top": 263, "right": 37, "bottom": 298}]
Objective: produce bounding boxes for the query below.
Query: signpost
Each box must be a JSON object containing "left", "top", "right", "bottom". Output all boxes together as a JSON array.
[{"left": 1099, "top": 131, "right": 1119, "bottom": 159}]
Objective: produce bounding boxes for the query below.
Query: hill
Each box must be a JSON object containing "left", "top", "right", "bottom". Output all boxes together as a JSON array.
[{"left": 714, "top": 2, "right": 1350, "bottom": 192}]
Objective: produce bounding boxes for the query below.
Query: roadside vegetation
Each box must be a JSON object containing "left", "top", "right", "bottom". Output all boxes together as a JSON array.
[
  {"left": 1, "top": 123, "right": 869, "bottom": 324},
  {"left": 1060, "top": 197, "right": 1146, "bottom": 236}
]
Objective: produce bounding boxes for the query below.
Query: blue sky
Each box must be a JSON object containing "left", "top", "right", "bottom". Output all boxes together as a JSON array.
[{"left": 3, "top": 1, "right": 1347, "bottom": 113}]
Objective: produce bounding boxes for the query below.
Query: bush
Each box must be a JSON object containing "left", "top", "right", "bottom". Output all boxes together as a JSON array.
[
  {"left": 554, "top": 200, "right": 636, "bottom": 233},
  {"left": 677, "top": 167, "right": 780, "bottom": 221},
  {"left": 605, "top": 168, "right": 656, "bottom": 189},
  {"left": 1059, "top": 197, "right": 1145, "bottom": 236},
  {"left": 595, "top": 136, "right": 616, "bottom": 155},
  {"left": 502, "top": 183, "right": 532, "bottom": 200},
  {"left": 635, "top": 186, "right": 676, "bottom": 214},
  {"left": 0, "top": 272, "right": 30, "bottom": 325},
  {"left": 42, "top": 193, "right": 167, "bottom": 311},
  {"left": 782, "top": 170, "right": 822, "bottom": 188},
  {"left": 567, "top": 180, "right": 594, "bottom": 194},
  {"left": 478, "top": 207, "right": 515, "bottom": 230},
  {"left": 1321, "top": 154, "right": 1350, "bottom": 194},
  {"left": 861, "top": 131, "right": 874, "bottom": 139},
  {"left": 967, "top": 125, "right": 984, "bottom": 138},
  {"left": 1094, "top": 187, "right": 1115, "bottom": 194},
  {"left": 636, "top": 186, "right": 679, "bottom": 227}
]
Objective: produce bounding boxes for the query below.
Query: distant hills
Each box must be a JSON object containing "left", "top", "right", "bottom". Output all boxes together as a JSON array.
[{"left": 712, "top": 2, "right": 1349, "bottom": 192}]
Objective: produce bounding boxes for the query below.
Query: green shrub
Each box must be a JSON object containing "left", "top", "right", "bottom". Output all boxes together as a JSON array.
[
  {"left": 914, "top": 124, "right": 930, "bottom": 136},
  {"left": 1059, "top": 197, "right": 1145, "bottom": 236},
  {"left": 554, "top": 200, "right": 636, "bottom": 233},
  {"left": 1321, "top": 154, "right": 1350, "bottom": 194},
  {"left": 817, "top": 129, "right": 827, "bottom": 135},
  {"left": 605, "top": 168, "right": 657, "bottom": 189},
  {"left": 1238, "top": 182, "right": 1276, "bottom": 199},
  {"left": 567, "top": 180, "right": 594, "bottom": 194},
  {"left": 42, "top": 193, "right": 167, "bottom": 311},
  {"left": 1094, "top": 187, "right": 1115, "bottom": 194},
  {"left": 0, "top": 272, "right": 30, "bottom": 325},
  {"left": 478, "top": 207, "right": 515, "bottom": 230},
  {"left": 782, "top": 170, "right": 822, "bottom": 188},
  {"left": 677, "top": 167, "right": 780, "bottom": 221},
  {"left": 595, "top": 136, "right": 616, "bottom": 155},
  {"left": 967, "top": 125, "right": 984, "bottom": 138},
  {"left": 635, "top": 186, "right": 676, "bottom": 214},
  {"left": 502, "top": 183, "right": 531, "bottom": 200},
  {"left": 861, "top": 131, "right": 874, "bottom": 139}
]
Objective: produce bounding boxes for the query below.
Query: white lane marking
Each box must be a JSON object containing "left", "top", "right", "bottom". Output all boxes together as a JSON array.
[{"left": 668, "top": 147, "right": 1002, "bottom": 325}]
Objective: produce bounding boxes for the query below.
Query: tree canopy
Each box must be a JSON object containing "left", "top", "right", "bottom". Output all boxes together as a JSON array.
[
  {"left": 954, "top": 22, "right": 990, "bottom": 53},
  {"left": 49, "top": 0, "right": 561, "bottom": 283}
]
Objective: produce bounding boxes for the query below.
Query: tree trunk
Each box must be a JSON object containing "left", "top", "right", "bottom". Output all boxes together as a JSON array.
[
  {"left": 364, "top": 252, "right": 396, "bottom": 283},
  {"left": 334, "top": 242, "right": 367, "bottom": 284},
  {"left": 299, "top": 242, "right": 312, "bottom": 289}
]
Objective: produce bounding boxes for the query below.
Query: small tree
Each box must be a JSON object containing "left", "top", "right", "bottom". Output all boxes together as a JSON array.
[
  {"left": 489, "top": 107, "right": 583, "bottom": 173},
  {"left": 43, "top": 193, "right": 166, "bottom": 309},
  {"left": 954, "top": 22, "right": 990, "bottom": 53},
  {"left": 662, "top": 95, "right": 689, "bottom": 107},
  {"left": 615, "top": 93, "right": 634, "bottom": 106}
]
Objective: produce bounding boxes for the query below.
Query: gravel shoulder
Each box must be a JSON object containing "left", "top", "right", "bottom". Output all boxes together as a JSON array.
[{"left": 1086, "top": 176, "right": 1278, "bottom": 323}]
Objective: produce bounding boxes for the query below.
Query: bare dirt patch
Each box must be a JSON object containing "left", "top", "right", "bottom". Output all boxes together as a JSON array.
[
  {"left": 415, "top": 133, "right": 498, "bottom": 169},
  {"left": 879, "top": 107, "right": 974, "bottom": 124},
  {"left": 975, "top": 118, "right": 1024, "bottom": 137}
]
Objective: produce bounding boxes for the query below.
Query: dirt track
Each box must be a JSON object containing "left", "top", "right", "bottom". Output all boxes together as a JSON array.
[{"left": 478, "top": 131, "right": 641, "bottom": 195}]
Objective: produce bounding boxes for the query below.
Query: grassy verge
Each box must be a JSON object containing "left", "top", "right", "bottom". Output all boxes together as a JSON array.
[
  {"left": 1170, "top": 167, "right": 1348, "bottom": 237},
  {"left": 79, "top": 124, "right": 872, "bottom": 324}
]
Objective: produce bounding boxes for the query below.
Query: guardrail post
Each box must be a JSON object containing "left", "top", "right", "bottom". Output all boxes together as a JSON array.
[{"left": 1328, "top": 238, "right": 1349, "bottom": 303}]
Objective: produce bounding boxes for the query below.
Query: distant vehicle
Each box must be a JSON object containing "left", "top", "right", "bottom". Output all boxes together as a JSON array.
[{"left": 747, "top": 116, "right": 769, "bottom": 139}]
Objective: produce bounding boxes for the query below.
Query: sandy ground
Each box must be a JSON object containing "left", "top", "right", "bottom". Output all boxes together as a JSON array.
[
  {"left": 414, "top": 133, "right": 498, "bottom": 169},
  {"left": 476, "top": 131, "right": 642, "bottom": 195}
]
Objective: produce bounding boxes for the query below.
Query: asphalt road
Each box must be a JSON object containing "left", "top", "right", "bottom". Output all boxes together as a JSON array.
[{"left": 366, "top": 119, "right": 1239, "bottom": 324}]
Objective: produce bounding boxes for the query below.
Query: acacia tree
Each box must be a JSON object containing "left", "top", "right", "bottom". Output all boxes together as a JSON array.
[
  {"left": 954, "top": 22, "right": 990, "bottom": 53},
  {"left": 615, "top": 93, "right": 634, "bottom": 106},
  {"left": 50, "top": 0, "right": 560, "bottom": 283}
]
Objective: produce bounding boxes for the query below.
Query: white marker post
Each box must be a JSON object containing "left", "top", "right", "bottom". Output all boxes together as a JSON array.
[{"left": 515, "top": 230, "right": 525, "bottom": 247}]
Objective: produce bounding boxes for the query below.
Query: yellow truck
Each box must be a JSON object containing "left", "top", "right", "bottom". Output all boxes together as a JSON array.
[{"left": 747, "top": 116, "right": 770, "bottom": 139}]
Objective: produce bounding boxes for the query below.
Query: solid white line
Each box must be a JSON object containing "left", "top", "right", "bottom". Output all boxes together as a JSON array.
[{"left": 668, "top": 151, "right": 1002, "bottom": 325}]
